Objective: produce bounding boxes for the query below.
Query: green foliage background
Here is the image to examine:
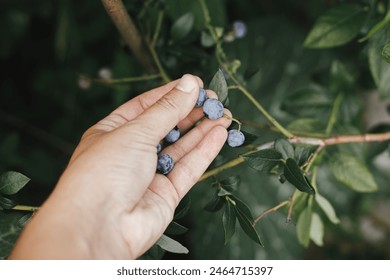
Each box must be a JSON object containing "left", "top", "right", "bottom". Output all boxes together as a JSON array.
[{"left": 1, "top": 0, "right": 390, "bottom": 259}]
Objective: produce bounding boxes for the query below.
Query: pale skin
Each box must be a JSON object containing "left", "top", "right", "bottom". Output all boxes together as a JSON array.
[{"left": 10, "top": 74, "right": 232, "bottom": 259}]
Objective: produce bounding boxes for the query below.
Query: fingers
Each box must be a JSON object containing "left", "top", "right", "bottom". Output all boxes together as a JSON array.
[
  {"left": 177, "top": 89, "right": 217, "bottom": 132},
  {"left": 163, "top": 109, "right": 232, "bottom": 160},
  {"left": 168, "top": 126, "right": 228, "bottom": 199},
  {"left": 129, "top": 74, "right": 202, "bottom": 145},
  {"left": 92, "top": 75, "right": 204, "bottom": 133}
]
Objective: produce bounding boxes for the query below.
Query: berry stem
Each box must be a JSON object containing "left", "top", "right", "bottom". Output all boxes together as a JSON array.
[
  {"left": 253, "top": 200, "right": 289, "bottom": 225},
  {"left": 223, "top": 114, "right": 242, "bottom": 130}
]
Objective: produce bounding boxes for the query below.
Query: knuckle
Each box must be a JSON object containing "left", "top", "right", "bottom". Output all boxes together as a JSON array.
[{"left": 156, "top": 95, "right": 181, "bottom": 115}]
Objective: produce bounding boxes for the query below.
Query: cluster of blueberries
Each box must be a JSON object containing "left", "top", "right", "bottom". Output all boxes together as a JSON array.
[{"left": 156, "top": 88, "right": 245, "bottom": 175}]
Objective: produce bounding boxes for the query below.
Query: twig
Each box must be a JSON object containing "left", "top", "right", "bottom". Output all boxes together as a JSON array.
[
  {"left": 322, "top": 133, "right": 390, "bottom": 145},
  {"left": 80, "top": 73, "right": 161, "bottom": 85},
  {"left": 253, "top": 200, "right": 289, "bottom": 225},
  {"left": 0, "top": 110, "right": 74, "bottom": 155},
  {"left": 303, "top": 145, "right": 324, "bottom": 173},
  {"left": 200, "top": 132, "right": 390, "bottom": 182},
  {"left": 227, "top": 85, "right": 240, "bottom": 90},
  {"left": 326, "top": 94, "right": 343, "bottom": 135},
  {"left": 151, "top": 11, "right": 164, "bottom": 48},
  {"left": 286, "top": 191, "right": 297, "bottom": 223},
  {"left": 200, "top": 157, "right": 245, "bottom": 181},
  {"left": 101, "top": 0, "right": 156, "bottom": 73},
  {"left": 147, "top": 43, "right": 171, "bottom": 83}
]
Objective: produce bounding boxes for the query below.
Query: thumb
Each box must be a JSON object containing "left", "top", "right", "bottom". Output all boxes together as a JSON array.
[{"left": 130, "top": 74, "right": 201, "bottom": 144}]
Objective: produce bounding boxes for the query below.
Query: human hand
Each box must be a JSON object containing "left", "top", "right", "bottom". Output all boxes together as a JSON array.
[{"left": 10, "top": 74, "right": 231, "bottom": 259}]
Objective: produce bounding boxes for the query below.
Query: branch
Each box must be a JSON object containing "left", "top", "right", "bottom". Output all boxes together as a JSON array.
[
  {"left": 101, "top": 0, "right": 156, "bottom": 73},
  {"left": 80, "top": 73, "right": 161, "bottom": 85},
  {"left": 200, "top": 132, "right": 390, "bottom": 182},
  {"left": 253, "top": 200, "right": 289, "bottom": 225}
]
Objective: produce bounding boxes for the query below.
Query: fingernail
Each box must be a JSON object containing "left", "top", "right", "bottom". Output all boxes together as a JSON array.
[{"left": 175, "top": 74, "right": 198, "bottom": 93}]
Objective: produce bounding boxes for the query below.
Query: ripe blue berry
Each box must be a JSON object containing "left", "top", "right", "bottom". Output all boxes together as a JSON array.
[
  {"left": 227, "top": 129, "right": 245, "bottom": 147},
  {"left": 233, "top": 21, "right": 247, "bottom": 39},
  {"left": 157, "top": 143, "right": 162, "bottom": 153},
  {"left": 165, "top": 127, "right": 180, "bottom": 143},
  {"left": 203, "top": 98, "right": 224, "bottom": 120},
  {"left": 195, "top": 88, "right": 207, "bottom": 107},
  {"left": 157, "top": 154, "right": 174, "bottom": 174}
]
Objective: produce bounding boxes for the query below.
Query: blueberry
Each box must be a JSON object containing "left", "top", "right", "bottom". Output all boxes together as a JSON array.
[
  {"left": 157, "top": 154, "right": 174, "bottom": 174},
  {"left": 227, "top": 129, "right": 245, "bottom": 147},
  {"left": 157, "top": 143, "right": 162, "bottom": 153},
  {"left": 203, "top": 98, "right": 224, "bottom": 120},
  {"left": 233, "top": 21, "right": 247, "bottom": 39},
  {"left": 165, "top": 127, "right": 180, "bottom": 143},
  {"left": 195, "top": 88, "right": 208, "bottom": 107}
]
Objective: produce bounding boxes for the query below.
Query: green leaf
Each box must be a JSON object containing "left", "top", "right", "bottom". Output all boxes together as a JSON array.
[
  {"left": 330, "top": 60, "right": 354, "bottom": 93},
  {"left": 368, "top": 29, "right": 390, "bottom": 98},
  {"left": 315, "top": 194, "right": 340, "bottom": 224},
  {"left": 284, "top": 158, "right": 315, "bottom": 194},
  {"left": 329, "top": 153, "right": 378, "bottom": 192},
  {"left": 233, "top": 200, "right": 263, "bottom": 246},
  {"left": 303, "top": 4, "right": 367, "bottom": 48},
  {"left": 204, "top": 190, "right": 224, "bottom": 212},
  {"left": 0, "top": 196, "right": 17, "bottom": 210},
  {"left": 294, "top": 146, "right": 313, "bottom": 166},
  {"left": 287, "top": 118, "right": 326, "bottom": 134},
  {"left": 222, "top": 200, "right": 236, "bottom": 244},
  {"left": 0, "top": 211, "right": 32, "bottom": 259},
  {"left": 297, "top": 206, "right": 312, "bottom": 247},
  {"left": 281, "top": 85, "right": 332, "bottom": 117},
  {"left": 274, "top": 138, "right": 295, "bottom": 160},
  {"left": 241, "top": 149, "right": 283, "bottom": 173},
  {"left": 241, "top": 130, "right": 258, "bottom": 146},
  {"left": 201, "top": 31, "right": 214, "bottom": 47},
  {"left": 359, "top": 10, "right": 390, "bottom": 42},
  {"left": 156, "top": 234, "right": 189, "bottom": 254},
  {"left": 244, "top": 66, "right": 260, "bottom": 80},
  {"left": 310, "top": 212, "right": 324, "bottom": 246},
  {"left": 382, "top": 41, "right": 390, "bottom": 64},
  {"left": 174, "top": 195, "right": 191, "bottom": 219},
  {"left": 164, "top": 221, "right": 188, "bottom": 235},
  {"left": 0, "top": 171, "right": 30, "bottom": 195},
  {"left": 217, "top": 188, "right": 232, "bottom": 197},
  {"left": 209, "top": 69, "right": 229, "bottom": 106},
  {"left": 219, "top": 175, "right": 241, "bottom": 192},
  {"left": 233, "top": 196, "right": 254, "bottom": 221},
  {"left": 170, "top": 12, "right": 194, "bottom": 42},
  {"left": 138, "top": 244, "right": 165, "bottom": 260}
]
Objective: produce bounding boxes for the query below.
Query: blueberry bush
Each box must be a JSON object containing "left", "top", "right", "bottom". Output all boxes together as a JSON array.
[{"left": 1, "top": 0, "right": 390, "bottom": 259}]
